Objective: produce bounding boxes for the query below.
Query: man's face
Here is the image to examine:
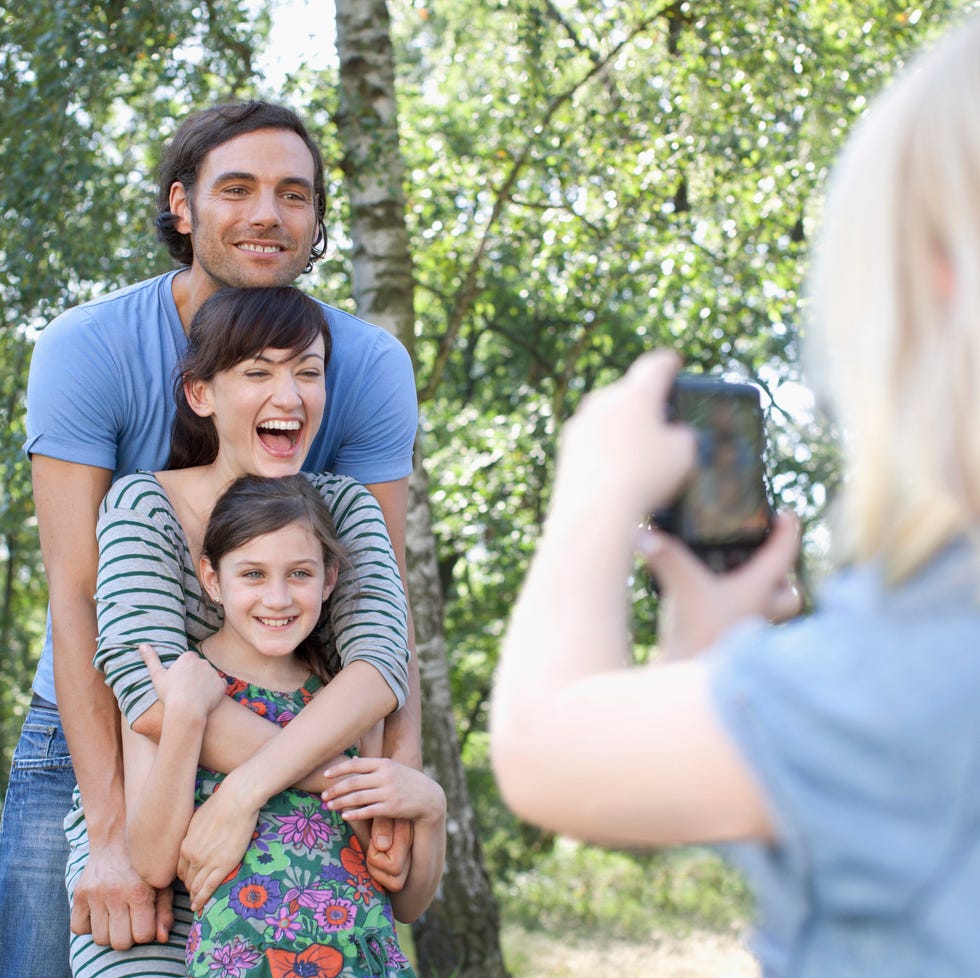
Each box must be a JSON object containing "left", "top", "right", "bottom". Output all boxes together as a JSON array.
[{"left": 171, "top": 127, "right": 319, "bottom": 291}]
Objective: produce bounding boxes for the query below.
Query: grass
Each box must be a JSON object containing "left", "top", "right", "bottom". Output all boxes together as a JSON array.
[
  {"left": 495, "top": 841, "right": 757, "bottom": 977},
  {"left": 495, "top": 837, "right": 753, "bottom": 942}
]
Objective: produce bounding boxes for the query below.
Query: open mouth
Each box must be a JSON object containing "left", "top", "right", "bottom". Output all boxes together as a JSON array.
[{"left": 257, "top": 419, "right": 302, "bottom": 455}]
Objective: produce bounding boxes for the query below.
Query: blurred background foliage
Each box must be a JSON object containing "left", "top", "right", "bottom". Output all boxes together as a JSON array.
[{"left": 2, "top": 0, "right": 977, "bottom": 959}]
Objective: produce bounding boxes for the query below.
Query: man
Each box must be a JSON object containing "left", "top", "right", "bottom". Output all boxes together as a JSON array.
[{"left": 0, "top": 100, "right": 420, "bottom": 978}]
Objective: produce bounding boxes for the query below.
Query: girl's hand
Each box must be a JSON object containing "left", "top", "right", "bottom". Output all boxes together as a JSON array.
[
  {"left": 641, "top": 511, "right": 803, "bottom": 659},
  {"left": 321, "top": 757, "right": 446, "bottom": 826},
  {"left": 139, "top": 645, "right": 225, "bottom": 717},
  {"left": 551, "top": 351, "right": 697, "bottom": 520}
]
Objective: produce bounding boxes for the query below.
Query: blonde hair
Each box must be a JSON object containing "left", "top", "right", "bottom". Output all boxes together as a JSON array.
[{"left": 807, "top": 14, "right": 980, "bottom": 582}]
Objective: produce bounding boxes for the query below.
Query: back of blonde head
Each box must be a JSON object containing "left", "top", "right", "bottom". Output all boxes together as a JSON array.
[{"left": 809, "top": 14, "right": 980, "bottom": 582}]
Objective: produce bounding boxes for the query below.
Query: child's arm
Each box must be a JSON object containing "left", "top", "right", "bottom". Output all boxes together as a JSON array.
[
  {"left": 320, "top": 757, "right": 446, "bottom": 923},
  {"left": 123, "top": 647, "right": 226, "bottom": 889}
]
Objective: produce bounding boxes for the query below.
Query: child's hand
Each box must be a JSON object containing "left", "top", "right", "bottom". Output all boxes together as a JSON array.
[
  {"left": 321, "top": 757, "right": 446, "bottom": 826},
  {"left": 139, "top": 644, "right": 225, "bottom": 717}
]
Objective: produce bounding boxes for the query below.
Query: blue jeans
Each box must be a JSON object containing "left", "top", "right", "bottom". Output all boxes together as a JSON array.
[{"left": 0, "top": 705, "right": 75, "bottom": 978}]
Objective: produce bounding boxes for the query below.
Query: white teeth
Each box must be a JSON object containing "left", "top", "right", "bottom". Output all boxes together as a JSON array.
[
  {"left": 240, "top": 243, "right": 282, "bottom": 254},
  {"left": 258, "top": 617, "right": 295, "bottom": 628},
  {"left": 258, "top": 420, "right": 301, "bottom": 431}
]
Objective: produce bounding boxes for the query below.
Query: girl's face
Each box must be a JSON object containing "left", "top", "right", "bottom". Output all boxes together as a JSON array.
[
  {"left": 201, "top": 519, "right": 337, "bottom": 665},
  {"left": 187, "top": 335, "right": 327, "bottom": 479}
]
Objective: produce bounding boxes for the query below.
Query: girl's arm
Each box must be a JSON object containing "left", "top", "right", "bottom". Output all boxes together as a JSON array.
[
  {"left": 320, "top": 756, "right": 447, "bottom": 923},
  {"left": 123, "top": 648, "right": 225, "bottom": 889},
  {"left": 490, "top": 352, "right": 798, "bottom": 849}
]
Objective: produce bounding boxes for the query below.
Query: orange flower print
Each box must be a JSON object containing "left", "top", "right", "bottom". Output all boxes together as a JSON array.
[
  {"left": 340, "top": 839, "right": 382, "bottom": 901},
  {"left": 266, "top": 943, "right": 343, "bottom": 978}
]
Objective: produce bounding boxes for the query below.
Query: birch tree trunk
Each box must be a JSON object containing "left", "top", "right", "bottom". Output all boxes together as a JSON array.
[{"left": 333, "top": 3, "right": 509, "bottom": 975}]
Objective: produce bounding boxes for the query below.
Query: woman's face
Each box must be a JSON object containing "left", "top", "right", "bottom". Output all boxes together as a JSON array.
[{"left": 189, "top": 335, "right": 327, "bottom": 479}]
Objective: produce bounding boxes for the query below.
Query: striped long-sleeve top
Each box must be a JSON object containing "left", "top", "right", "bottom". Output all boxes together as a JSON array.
[{"left": 94, "top": 470, "right": 410, "bottom": 724}]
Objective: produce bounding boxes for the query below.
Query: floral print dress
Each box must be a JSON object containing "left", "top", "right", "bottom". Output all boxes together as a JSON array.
[{"left": 186, "top": 670, "right": 415, "bottom": 978}]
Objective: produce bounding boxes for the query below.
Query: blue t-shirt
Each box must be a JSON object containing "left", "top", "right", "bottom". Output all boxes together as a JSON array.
[
  {"left": 25, "top": 269, "right": 417, "bottom": 704},
  {"left": 710, "top": 541, "right": 980, "bottom": 977}
]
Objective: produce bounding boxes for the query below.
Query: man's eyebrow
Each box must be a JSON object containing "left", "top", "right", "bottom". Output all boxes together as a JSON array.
[
  {"left": 213, "top": 170, "right": 257, "bottom": 184},
  {"left": 212, "top": 171, "right": 314, "bottom": 193}
]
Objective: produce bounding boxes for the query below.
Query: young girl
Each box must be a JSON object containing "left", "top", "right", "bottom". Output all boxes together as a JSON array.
[{"left": 125, "top": 473, "right": 445, "bottom": 978}]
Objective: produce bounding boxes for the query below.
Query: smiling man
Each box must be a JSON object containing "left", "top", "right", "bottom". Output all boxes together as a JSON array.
[{"left": 0, "top": 102, "right": 419, "bottom": 978}]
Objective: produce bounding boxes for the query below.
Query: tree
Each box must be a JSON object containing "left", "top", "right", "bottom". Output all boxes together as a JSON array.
[{"left": 333, "top": 2, "right": 509, "bottom": 974}]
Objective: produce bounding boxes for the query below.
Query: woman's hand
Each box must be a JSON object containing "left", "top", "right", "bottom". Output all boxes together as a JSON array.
[
  {"left": 321, "top": 756, "right": 446, "bottom": 826},
  {"left": 641, "top": 511, "right": 803, "bottom": 659},
  {"left": 176, "top": 773, "right": 261, "bottom": 912}
]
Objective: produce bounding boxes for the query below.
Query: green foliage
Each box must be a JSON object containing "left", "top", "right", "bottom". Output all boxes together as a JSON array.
[
  {"left": 3, "top": 0, "right": 980, "bottom": 935},
  {"left": 385, "top": 0, "right": 978, "bottom": 882}
]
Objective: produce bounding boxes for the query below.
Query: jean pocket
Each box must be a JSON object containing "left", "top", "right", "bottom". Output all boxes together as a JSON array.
[{"left": 10, "top": 712, "right": 73, "bottom": 772}]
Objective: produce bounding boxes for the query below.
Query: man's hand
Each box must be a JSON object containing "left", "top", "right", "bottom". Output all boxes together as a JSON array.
[
  {"left": 366, "top": 818, "right": 413, "bottom": 892},
  {"left": 70, "top": 845, "right": 159, "bottom": 949}
]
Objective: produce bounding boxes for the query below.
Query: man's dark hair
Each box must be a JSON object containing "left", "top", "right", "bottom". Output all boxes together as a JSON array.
[{"left": 155, "top": 100, "right": 328, "bottom": 272}]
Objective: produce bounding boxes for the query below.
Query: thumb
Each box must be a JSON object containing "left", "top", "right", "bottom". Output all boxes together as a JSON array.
[
  {"left": 139, "top": 643, "right": 163, "bottom": 679},
  {"left": 635, "top": 526, "right": 709, "bottom": 594},
  {"left": 371, "top": 816, "right": 394, "bottom": 851}
]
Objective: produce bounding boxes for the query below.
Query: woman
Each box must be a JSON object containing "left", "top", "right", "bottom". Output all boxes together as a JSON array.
[
  {"left": 65, "top": 286, "right": 413, "bottom": 976},
  {"left": 492, "top": 15, "right": 980, "bottom": 977}
]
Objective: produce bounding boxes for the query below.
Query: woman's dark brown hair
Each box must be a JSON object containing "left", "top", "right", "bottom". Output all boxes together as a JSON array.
[{"left": 167, "top": 286, "right": 329, "bottom": 470}]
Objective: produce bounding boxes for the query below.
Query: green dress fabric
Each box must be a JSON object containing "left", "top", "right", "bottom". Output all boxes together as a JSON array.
[{"left": 186, "top": 670, "right": 415, "bottom": 978}]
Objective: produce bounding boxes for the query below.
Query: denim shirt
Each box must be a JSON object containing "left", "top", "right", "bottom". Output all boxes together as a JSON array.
[{"left": 710, "top": 540, "right": 980, "bottom": 977}]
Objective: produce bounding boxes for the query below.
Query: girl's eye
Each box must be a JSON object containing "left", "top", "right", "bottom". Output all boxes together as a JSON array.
[
  {"left": 298, "top": 369, "right": 323, "bottom": 380},
  {"left": 290, "top": 569, "right": 313, "bottom": 579},
  {"left": 243, "top": 570, "right": 264, "bottom": 580},
  {"left": 245, "top": 370, "right": 270, "bottom": 379}
]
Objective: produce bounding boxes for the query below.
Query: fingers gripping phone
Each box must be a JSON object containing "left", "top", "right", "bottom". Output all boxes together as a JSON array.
[{"left": 652, "top": 374, "right": 772, "bottom": 573}]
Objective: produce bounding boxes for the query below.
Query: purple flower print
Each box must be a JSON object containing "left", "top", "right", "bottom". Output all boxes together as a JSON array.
[
  {"left": 278, "top": 806, "right": 336, "bottom": 849},
  {"left": 265, "top": 905, "right": 302, "bottom": 942},
  {"left": 207, "top": 936, "right": 261, "bottom": 977},
  {"left": 229, "top": 873, "right": 282, "bottom": 919},
  {"left": 312, "top": 895, "right": 357, "bottom": 932}
]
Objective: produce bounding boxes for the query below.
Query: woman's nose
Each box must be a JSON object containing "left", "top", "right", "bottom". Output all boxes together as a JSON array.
[{"left": 271, "top": 374, "right": 302, "bottom": 408}]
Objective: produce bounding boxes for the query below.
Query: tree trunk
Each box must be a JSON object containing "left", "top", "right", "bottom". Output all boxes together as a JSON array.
[{"left": 332, "top": 3, "right": 510, "bottom": 976}]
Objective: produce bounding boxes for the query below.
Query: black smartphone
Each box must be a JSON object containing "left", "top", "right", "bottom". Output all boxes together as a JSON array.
[{"left": 652, "top": 373, "right": 771, "bottom": 573}]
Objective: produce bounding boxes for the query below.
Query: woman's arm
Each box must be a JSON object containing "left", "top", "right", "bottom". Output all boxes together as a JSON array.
[
  {"left": 177, "top": 660, "right": 397, "bottom": 911},
  {"left": 123, "top": 648, "right": 225, "bottom": 888},
  {"left": 321, "top": 756, "right": 446, "bottom": 923},
  {"left": 96, "top": 476, "right": 402, "bottom": 793}
]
